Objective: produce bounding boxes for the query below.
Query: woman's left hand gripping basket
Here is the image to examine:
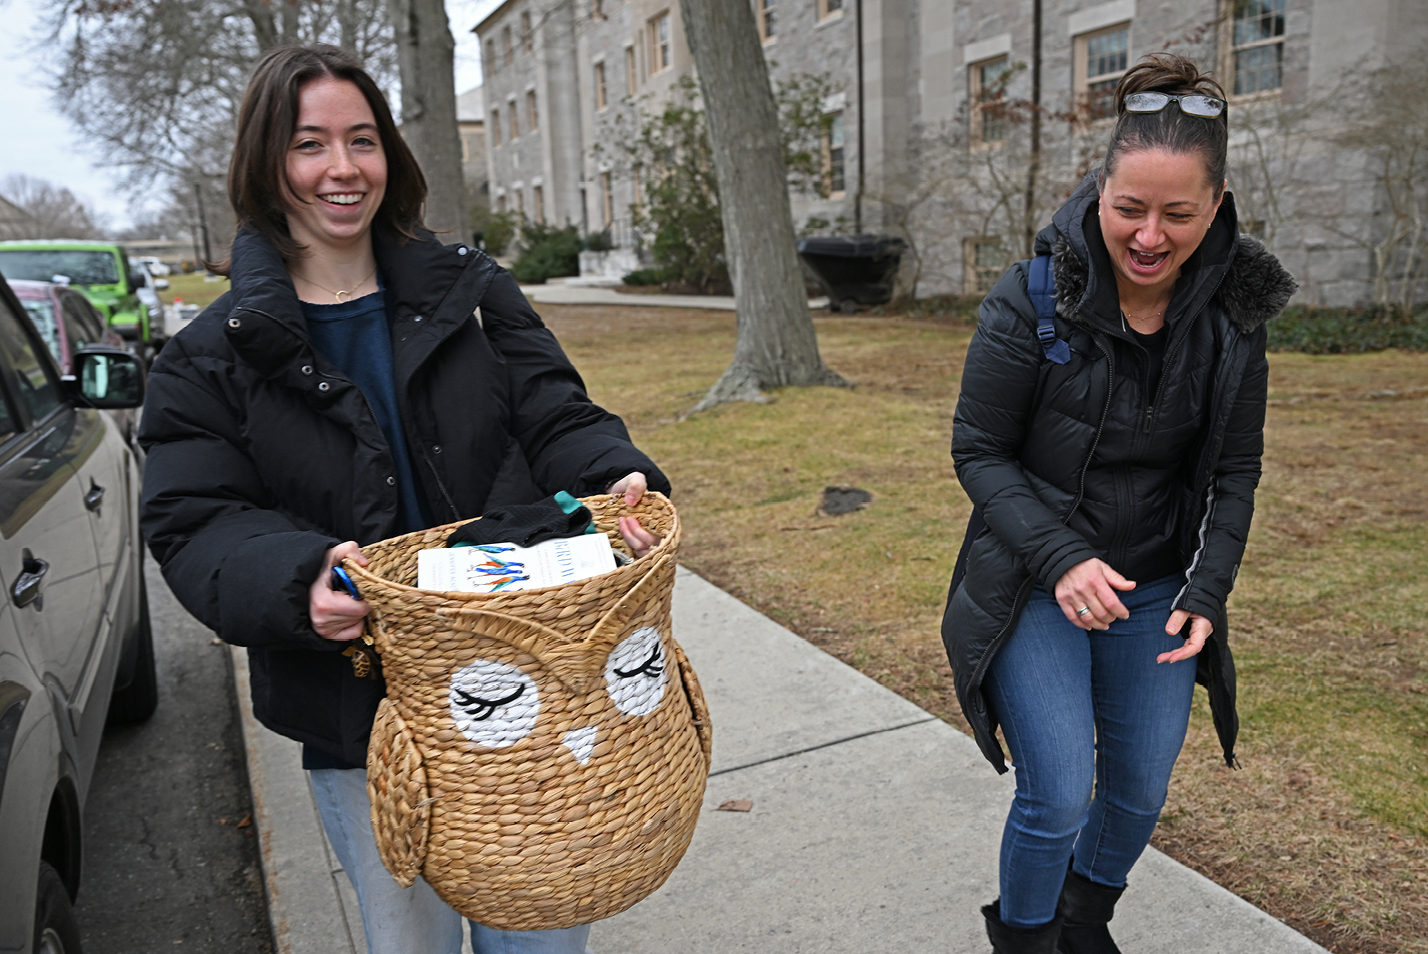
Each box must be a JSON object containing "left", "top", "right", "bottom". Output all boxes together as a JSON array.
[{"left": 345, "top": 492, "right": 711, "bottom": 931}]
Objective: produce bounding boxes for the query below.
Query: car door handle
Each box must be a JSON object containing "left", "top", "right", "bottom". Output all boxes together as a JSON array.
[
  {"left": 12, "top": 549, "right": 48, "bottom": 609},
  {"left": 84, "top": 482, "right": 105, "bottom": 512}
]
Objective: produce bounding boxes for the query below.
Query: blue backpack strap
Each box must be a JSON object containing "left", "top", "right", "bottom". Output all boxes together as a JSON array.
[{"left": 1028, "top": 255, "right": 1070, "bottom": 365}]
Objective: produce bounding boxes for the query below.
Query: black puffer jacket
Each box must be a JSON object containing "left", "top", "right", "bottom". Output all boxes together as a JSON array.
[
  {"left": 140, "top": 227, "right": 669, "bottom": 765},
  {"left": 942, "top": 175, "right": 1296, "bottom": 774}
]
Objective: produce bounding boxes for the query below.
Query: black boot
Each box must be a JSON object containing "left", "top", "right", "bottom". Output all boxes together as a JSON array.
[
  {"left": 982, "top": 901, "right": 1062, "bottom": 954},
  {"left": 1055, "top": 867, "right": 1126, "bottom": 954}
]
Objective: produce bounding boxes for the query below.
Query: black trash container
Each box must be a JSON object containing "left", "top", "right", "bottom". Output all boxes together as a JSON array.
[{"left": 796, "top": 234, "right": 907, "bottom": 313}]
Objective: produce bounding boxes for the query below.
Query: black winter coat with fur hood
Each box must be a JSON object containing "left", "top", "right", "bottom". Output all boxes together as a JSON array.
[
  {"left": 942, "top": 174, "right": 1297, "bottom": 774},
  {"left": 140, "top": 227, "right": 669, "bottom": 765}
]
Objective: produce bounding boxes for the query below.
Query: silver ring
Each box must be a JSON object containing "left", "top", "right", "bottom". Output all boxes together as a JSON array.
[{"left": 1075, "top": 606, "right": 1091, "bottom": 617}]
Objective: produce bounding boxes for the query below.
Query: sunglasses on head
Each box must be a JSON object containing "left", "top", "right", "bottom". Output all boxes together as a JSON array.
[{"left": 1123, "top": 91, "right": 1226, "bottom": 118}]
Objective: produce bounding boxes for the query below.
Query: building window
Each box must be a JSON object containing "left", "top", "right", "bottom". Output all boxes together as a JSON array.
[
  {"left": 527, "top": 90, "right": 539, "bottom": 132},
  {"left": 497, "top": 194, "right": 507, "bottom": 213},
  {"left": 1075, "top": 24, "right": 1129, "bottom": 121},
  {"left": 965, "top": 238, "right": 1007, "bottom": 294},
  {"left": 600, "top": 171, "right": 614, "bottom": 227},
  {"left": 626, "top": 45, "right": 638, "bottom": 94},
  {"left": 591, "top": 0, "right": 605, "bottom": 19},
  {"left": 533, "top": 185, "right": 544, "bottom": 224},
  {"left": 521, "top": 11, "right": 532, "bottom": 51},
  {"left": 595, "top": 62, "right": 608, "bottom": 110},
  {"left": 503, "top": 26, "right": 514, "bottom": 66},
  {"left": 1231, "top": 0, "right": 1285, "bottom": 95},
  {"left": 818, "top": 0, "right": 843, "bottom": 20},
  {"left": 822, "top": 112, "right": 845, "bottom": 196},
  {"left": 757, "top": 0, "right": 776, "bottom": 42},
  {"left": 509, "top": 99, "right": 519, "bottom": 139},
  {"left": 490, "top": 108, "right": 501, "bottom": 146},
  {"left": 649, "top": 12, "right": 670, "bottom": 74},
  {"left": 970, "top": 56, "right": 1012, "bottom": 144},
  {"left": 486, "top": 40, "right": 497, "bottom": 74},
  {"left": 515, "top": 188, "right": 524, "bottom": 217}
]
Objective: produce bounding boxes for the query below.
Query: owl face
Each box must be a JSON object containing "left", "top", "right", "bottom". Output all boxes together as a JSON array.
[{"left": 447, "top": 625, "right": 670, "bottom": 764}]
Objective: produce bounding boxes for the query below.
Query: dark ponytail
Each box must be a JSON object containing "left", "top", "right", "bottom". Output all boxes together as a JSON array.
[{"left": 1101, "top": 53, "right": 1229, "bottom": 197}]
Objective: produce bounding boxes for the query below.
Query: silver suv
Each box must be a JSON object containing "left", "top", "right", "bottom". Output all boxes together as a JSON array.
[{"left": 0, "top": 274, "right": 150, "bottom": 954}]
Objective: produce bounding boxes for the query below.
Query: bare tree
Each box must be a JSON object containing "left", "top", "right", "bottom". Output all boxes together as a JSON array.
[
  {"left": 0, "top": 174, "right": 103, "bottom": 240},
  {"left": 675, "top": 0, "right": 846, "bottom": 411},
  {"left": 386, "top": 0, "right": 467, "bottom": 235}
]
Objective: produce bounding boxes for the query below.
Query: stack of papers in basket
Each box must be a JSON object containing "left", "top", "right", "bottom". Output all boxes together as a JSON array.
[{"left": 417, "top": 535, "right": 616, "bottom": 594}]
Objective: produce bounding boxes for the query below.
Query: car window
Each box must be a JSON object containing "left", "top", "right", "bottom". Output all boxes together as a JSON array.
[
  {"left": 0, "top": 297, "right": 62, "bottom": 424},
  {"left": 0, "top": 249, "right": 120, "bottom": 286},
  {"left": 64, "top": 291, "right": 105, "bottom": 341},
  {"left": 59, "top": 292, "right": 96, "bottom": 350},
  {"left": 19, "top": 298, "right": 62, "bottom": 360}
]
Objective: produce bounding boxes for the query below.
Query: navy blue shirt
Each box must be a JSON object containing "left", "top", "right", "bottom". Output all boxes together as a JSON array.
[
  {"left": 301, "top": 287, "right": 433, "bottom": 772},
  {"left": 301, "top": 287, "right": 432, "bottom": 535}
]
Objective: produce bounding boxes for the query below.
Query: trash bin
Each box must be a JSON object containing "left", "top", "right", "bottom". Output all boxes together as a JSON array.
[{"left": 796, "top": 234, "right": 908, "bottom": 313}]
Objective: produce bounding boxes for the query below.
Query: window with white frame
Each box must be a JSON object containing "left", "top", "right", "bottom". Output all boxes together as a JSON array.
[
  {"left": 1075, "top": 23, "right": 1129, "bottom": 121},
  {"left": 1230, "top": 0, "right": 1285, "bottom": 95},
  {"left": 822, "top": 112, "right": 845, "bottom": 196},
  {"left": 757, "top": 0, "right": 776, "bottom": 42},
  {"left": 595, "top": 62, "right": 608, "bottom": 110},
  {"left": 970, "top": 55, "right": 1012, "bottom": 144},
  {"left": 649, "top": 13, "right": 671, "bottom": 73},
  {"left": 965, "top": 238, "right": 1007, "bottom": 294},
  {"left": 625, "top": 45, "right": 638, "bottom": 94}
]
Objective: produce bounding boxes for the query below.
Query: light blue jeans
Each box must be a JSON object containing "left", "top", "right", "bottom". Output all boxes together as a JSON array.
[
  {"left": 309, "top": 767, "right": 593, "bottom": 954},
  {"left": 982, "top": 573, "right": 1198, "bottom": 929}
]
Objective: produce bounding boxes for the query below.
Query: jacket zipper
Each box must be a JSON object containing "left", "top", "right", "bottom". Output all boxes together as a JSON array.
[{"left": 968, "top": 335, "right": 1117, "bottom": 709}]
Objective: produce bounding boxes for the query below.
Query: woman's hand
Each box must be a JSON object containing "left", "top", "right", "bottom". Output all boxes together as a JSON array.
[
  {"left": 607, "top": 472, "right": 661, "bottom": 559},
  {"left": 309, "top": 541, "right": 371, "bottom": 642},
  {"left": 1054, "top": 558, "right": 1136, "bottom": 630},
  {"left": 607, "top": 472, "right": 648, "bottom": 506},
  {"left": 1159, "top": 610, "right": 1213, "bottom": 663}
]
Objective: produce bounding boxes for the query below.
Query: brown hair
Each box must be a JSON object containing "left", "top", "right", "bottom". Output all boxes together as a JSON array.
[
  {"left": 223, "top": 44, "right": 426, "bottom": 269},
  {"left": 1101, "top": 53, "right": 1229, "bottom": 198}
]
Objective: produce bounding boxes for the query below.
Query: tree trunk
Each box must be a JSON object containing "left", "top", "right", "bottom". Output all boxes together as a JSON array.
[
  {"left": 386, "top": 0, "right": 468, "bottom": 238},
  {"left": 677, "top": 0, "right": 848, "bottom": 412}
]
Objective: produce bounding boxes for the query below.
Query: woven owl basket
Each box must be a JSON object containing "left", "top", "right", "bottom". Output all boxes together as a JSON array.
[{"left": 344, "top": 493, "right": 711, "bottom": 931}]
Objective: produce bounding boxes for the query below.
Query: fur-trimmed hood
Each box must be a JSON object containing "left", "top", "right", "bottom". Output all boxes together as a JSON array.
[{"left": 1036, "top": 173, "right": 1298, "bottom": 336}]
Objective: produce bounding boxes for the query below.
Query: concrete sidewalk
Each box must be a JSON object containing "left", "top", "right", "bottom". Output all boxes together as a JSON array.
[
  {"left": 515, "top": 282, "right": 830, "bottom": 312},
  {"left": 221, "top": 567, "right": 1328, "bottom": 954}
]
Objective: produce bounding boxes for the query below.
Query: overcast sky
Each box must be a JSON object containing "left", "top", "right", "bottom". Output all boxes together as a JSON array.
[{"left": 0, "top": 0, "right": 501, "bottom": 231}]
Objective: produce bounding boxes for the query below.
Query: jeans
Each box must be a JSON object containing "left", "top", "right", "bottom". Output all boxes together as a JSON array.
[
  {"left": 982, "top": 573, "right": 1197, "bottom": 929},
  {"left": 309, "top": 767, "right": 593, "bottom": 954}
]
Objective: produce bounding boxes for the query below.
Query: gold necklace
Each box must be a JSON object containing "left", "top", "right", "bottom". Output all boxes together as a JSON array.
[{"left": 292, "top": 264, "right": 377, "bottom": 303}]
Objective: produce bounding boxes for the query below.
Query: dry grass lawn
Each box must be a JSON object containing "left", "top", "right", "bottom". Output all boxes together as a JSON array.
[{"left": 543, "top": 303, "right": 1425, "bottom": 953}]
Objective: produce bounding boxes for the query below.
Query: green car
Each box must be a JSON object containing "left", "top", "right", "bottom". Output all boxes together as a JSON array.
[{"left": 0, "top": 241, "right": 163, "bottom": 356}]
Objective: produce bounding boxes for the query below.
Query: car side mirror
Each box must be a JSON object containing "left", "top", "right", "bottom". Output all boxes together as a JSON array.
[
  {"left": 63, "top": 347, "right": 145, "bottom": 409},
  {"left": 153, "top": 279, "right": 170, "bottom": 291}
]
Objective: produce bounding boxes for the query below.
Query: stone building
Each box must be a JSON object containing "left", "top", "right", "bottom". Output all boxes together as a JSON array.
[
  {"left": 474, "top": 0, "right": 1427, "bottom": 305},
  {"left": 457, "top": 85, "right": 491, "bottom": 215}
]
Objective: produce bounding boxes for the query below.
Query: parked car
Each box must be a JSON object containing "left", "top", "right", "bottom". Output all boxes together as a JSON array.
[
  {"left": 133, "top": 256, "right": 170, "bottom": 277},
  {"left": 0, "top": 242, "right": 165, "bottom": 363},
  {"left": 0, "top": 271, "right": 151, "bottom": 954},
  {"left": 7, "top": 280, "right": 129, "bottom": 375}
]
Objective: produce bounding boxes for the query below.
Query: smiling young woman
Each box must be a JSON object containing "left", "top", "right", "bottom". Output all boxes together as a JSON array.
[
  {"left": 140, "top": 44, "right": 667, "bottom": 954},
  {"left": 941, "top": 54, "right": 1298, "bottom": 953}
]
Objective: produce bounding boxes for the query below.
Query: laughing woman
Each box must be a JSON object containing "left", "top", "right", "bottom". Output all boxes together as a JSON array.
[
  {"left": 942, "top": 55, "right": 1296, "bottom": 954},
  {"left": 140, "top": 45, "right": 666, "bottom": 954}
]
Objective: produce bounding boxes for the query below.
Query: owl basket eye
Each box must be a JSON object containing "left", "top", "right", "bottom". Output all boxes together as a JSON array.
[{"left": 348, "top": 493, "right": 713, "bottom": 931}]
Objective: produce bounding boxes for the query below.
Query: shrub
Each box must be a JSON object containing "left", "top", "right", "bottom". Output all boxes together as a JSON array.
[
  {"left": 1267, "top": 304, "right": 1428, "bottom": 353},
  {"left": 583, "top": 229, "right": 615, "bottom": 252},
  {"left": 509, "top": 223, "right": 583, "bottom": 284},
  {"left": 622, "top": 267, "right": 668, "bottom": 286},
  {"left": 471, "top": 207, "right": 519, "bottom": 257}
]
